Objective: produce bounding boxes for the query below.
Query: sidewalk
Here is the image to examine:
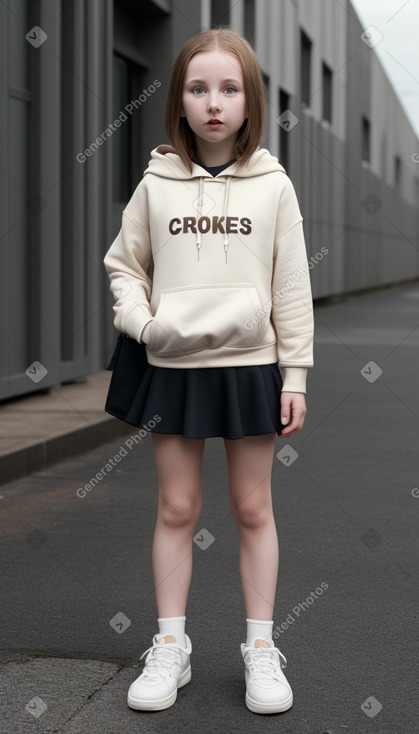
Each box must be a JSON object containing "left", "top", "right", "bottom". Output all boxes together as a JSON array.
[
  {"left": 0, "top": 371, "right": 132, "bottom": 486},
  {"left": 0, "top": 281, "right": 418, "bottom": 734}
]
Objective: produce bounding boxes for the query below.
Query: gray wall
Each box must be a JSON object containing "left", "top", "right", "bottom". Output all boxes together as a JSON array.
[
  {"left": 0, "top": 0, "right": 113, "bottom": 401},
  {"left": 250, "top": 0, "right": 419, "bottom": 298}
]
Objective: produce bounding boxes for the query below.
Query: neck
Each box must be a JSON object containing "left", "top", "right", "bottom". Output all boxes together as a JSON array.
[{"left": 194, "top": 139, "right": 236, "bottom": 167}]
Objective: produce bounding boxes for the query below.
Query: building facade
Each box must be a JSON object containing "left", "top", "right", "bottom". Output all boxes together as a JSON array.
[{"left": 1, "top": 0, "right": 418, "bottom": 401}]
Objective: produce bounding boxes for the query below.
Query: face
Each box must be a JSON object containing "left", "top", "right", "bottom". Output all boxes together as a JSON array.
[{"left": 181, "top": 49, "right": 248, "bottom": 159}]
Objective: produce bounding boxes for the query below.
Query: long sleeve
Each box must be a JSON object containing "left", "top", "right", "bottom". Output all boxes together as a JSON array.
[
  {"left": 271, "top": 177, "right": 314, "bottom": 393},
  {"left": 103, "top": 182, "right": 154, "bottom": 343}
]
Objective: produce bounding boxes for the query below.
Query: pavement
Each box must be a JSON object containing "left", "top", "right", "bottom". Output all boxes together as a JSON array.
[
  {"left": 0, "top": 280, "right": 418, "bottom": 734},
  {"left": 0, "top": 371, "right": 133, "bottom": 487}
]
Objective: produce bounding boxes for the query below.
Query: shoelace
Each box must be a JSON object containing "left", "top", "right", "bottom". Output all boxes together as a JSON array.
[
  {"left": 139, "top": 635, "right": 185, "bottom": 680},
  {"left": 244, "top": 646, "right": 287, "bottom": 682}
]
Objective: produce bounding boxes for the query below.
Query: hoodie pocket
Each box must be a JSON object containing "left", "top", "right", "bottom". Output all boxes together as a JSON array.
[{"left": 147, "top": 283, "right": 265, "bottom": 358}]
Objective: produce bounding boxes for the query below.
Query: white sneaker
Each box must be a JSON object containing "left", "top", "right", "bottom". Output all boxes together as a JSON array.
[
  {"left": 241, "top": 638, "right": 293, "bottom": 714},
  {"left": 128, "top": 633, "right": 192, "bottom": 711}
]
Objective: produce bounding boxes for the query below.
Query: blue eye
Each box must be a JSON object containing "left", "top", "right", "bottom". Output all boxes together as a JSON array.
[{"left": 190, "top": 86, "right": 237, "bottom": 95}]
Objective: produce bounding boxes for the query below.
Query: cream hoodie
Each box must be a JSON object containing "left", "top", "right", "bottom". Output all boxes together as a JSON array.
[{"left": 103, "top": 144, "right": 314, "bottom": 392}]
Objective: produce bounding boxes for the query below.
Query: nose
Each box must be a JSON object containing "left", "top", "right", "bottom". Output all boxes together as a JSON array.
[{"left": 207, "top": 93, "right": 222, "bottom": 112}]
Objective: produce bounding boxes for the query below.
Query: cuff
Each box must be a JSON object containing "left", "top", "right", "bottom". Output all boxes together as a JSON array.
[
  {"left": 122, "top": 303, "right": 153, "bottom": 343},
  {"left": 140, "top": 319, "right": 154, "bottom": 344},
  {"left": 279, "top": 367, "right": 308, "bottom": 393}
]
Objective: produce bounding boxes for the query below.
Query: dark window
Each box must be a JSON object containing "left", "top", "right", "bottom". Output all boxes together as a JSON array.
[
  {"left": 279, "top": 88, "right": 290, "bottom": 173},
  {"left": 244, "top": 0, "right": 255, "bottom": 47},
  {"left": 394, "top": 155, "right": 402, "bottom": 184},
  {"left": 113, "top": 55, "right": 131, "bottom": 203},
  {"left": 112, "top": 54, "right": 146, "bottom": 203},
  {"left": 262, "top": 72, "right": 270, "bottom": 141},
  {"left": 211, "top": 0, "right": 230, "bottom": 27},
  {"left": 300, "top": 30, "right": 312, "bottom": 107},
  {"left": 322, "top": 62, "right": 332, "bottom": 123},
  {"left": 362, "top": 116, "right": 370, "bottom": 162}
]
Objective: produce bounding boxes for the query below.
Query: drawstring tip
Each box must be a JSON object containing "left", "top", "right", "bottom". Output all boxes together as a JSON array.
[{"left": 224, "top": 235, "right": 229, "bottom": 264}]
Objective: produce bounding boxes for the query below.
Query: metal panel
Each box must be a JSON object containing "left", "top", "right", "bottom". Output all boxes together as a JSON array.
[
  {"left": 36, "top": 0, "right": 61, "bottom": 386},
  {"left": 0, "top": 1, "right": 8, "bottom": 383},
  {"left": 85, "top": 0, "right": 113, "bottom": 372},
  {"left": 59, "top": 0, "right": 91, "bottom": 380},
  {"left": 0, "top": 1, "right": 29, "bottom": 390}
]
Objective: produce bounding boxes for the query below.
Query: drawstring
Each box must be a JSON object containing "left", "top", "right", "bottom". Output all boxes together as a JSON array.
[
  {"left": 195, "top": 177, "right": 203, "bottom": 261},
  {"left": 223, "top": 178, "right": 230, "bottom": 264},
  {"left": 195, "top": 176, "right": 231, "bottom": 264}
]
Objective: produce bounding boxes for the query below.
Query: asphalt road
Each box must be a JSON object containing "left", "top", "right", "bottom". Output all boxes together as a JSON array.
[{"left": 1, "top": 282, "right": 418, "bottom": 734}]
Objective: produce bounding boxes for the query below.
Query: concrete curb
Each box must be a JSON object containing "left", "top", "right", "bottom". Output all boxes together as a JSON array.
[
  {"left": 0, "top": 371, "right": 133, "bottom": 487},
  {"left": 0, "top": 416, "right": 134, "bottom": 487}
]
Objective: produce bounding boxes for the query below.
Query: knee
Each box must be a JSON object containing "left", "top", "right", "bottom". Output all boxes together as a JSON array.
[
  {"left": 159, "top": 491, "right": 202, "bottom": 529},
  {"left": 230, "top": 498, "right": 272, "bottom": 530}
]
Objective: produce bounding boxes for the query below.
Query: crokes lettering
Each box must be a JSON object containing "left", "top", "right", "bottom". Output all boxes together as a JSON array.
[{"left": 169, "top": 216, "right": 252, "bottom": 236}]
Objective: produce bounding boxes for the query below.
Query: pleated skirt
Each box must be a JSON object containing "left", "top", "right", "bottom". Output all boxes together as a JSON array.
[{"left": 122, "top": 363, "right": 284, "bottom": 439}]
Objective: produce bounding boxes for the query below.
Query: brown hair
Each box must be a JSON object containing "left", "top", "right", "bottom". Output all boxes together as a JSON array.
[{"left": 165, "top": 28, "right": 266, "bottom": 173}]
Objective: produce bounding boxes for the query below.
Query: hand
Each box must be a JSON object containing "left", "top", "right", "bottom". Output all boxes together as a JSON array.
[{"left": 280, "top": 392, "right": 307, "bottom": 436}]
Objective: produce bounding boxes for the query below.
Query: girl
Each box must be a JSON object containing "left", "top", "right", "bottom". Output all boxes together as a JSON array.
[{"left": 103, "top": 28, "right": 314, "bottom": 716}]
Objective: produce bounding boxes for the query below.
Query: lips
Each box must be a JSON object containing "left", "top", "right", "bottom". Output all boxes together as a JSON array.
[{"left": 207, "top": 119, "right": 222, "bottom": 125}]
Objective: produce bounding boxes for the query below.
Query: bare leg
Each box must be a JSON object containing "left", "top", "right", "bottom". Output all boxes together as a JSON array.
[
  {"left": 151, "top": 434, "right": 205, "bottom": 618},
  {"left": 224, "top": 434, "right": 278, "bottom": 620}
]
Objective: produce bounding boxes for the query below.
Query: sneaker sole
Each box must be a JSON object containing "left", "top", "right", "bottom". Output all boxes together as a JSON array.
[
  {"left": 127, "top": 665, "right": 191, "bottom": 711},
  {"left": 245, "top": 690, "right": 293, "bottom": 714}
]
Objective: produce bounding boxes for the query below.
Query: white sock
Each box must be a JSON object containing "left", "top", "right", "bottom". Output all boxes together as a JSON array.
[
  {"left": 158, "top": 616, "right": 187, "bottom": 647},
  {"left": 246, "top": 618, "right": 274, "bottom": 647}
]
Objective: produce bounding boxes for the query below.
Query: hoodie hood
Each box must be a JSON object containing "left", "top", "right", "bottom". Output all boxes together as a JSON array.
[
  {"left": 143, "top": 145, "right": 286, "bottom": 262},
  {"left": 143, "top": 143, "right": 286, "bottom": 180}
]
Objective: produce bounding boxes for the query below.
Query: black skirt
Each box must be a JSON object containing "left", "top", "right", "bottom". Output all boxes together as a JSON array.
[{"left": 121, "top": 363, "right": 285, "bottom": 440}]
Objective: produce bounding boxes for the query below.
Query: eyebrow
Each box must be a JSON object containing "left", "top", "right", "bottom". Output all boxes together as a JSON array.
[{"left": 186, "top": 78, "right": 242, "bottom": 85}]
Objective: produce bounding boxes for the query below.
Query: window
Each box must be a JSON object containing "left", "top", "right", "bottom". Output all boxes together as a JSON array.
[
  {"left": 322, "top": 62, "right": 332, "bottom": 123},
  {"left": 211, "top": 0, "right": 230, "bottom": 27},
  {"left": 394, "top": 155, "right": 402, "bottom": 184},
  {"left": 362, "top": 116, "right": 370, "bottom": 162},
  {"left": 113, "top": 55, "right": 131, "bottom": 203},
  {"left": 244, "top": 0, "right": 255, "bottom": 48},
  {"left": 300, "top": 30, "right": 312, "bottom": 107},
  {"left": 262, "top": 72, "right": 270, "bottom": 141},
  {"left": 279, "top": 88, "right": 290, "bottom": 173},
  {"left": 112, "top": 54, "right": 146, "bottom": 203}
]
